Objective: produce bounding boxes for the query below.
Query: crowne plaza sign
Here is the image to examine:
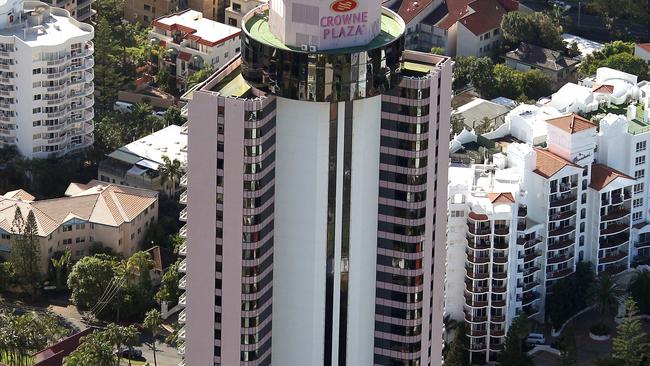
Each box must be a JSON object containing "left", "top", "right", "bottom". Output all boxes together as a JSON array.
[{"left": 321, "top": 0, "right": 375, "bottom": 40}]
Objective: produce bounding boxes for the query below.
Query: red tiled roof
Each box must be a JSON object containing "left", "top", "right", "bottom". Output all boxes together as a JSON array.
[
  {"left": 546, "top": 113, "right": 596, "bottom": 134},
  {"left": 590, "top": 164, "right": 634, "bottom": 191},
  {"left": 458, "top": 0, "right": 508, "bottom": 35},
  {"left": 592, "top": 84, "right": 614, "bottom": 94},
  {"left": 638, "top": 43, "right": 650, "bottom": 52},
  {"left": 436, "top": 0, "right": 473, "bottom": 30},
  {"left": 397, "top": 0, "right": 434, "bottom": 25},
  {"left": 533, "top": 148, "right": 580, "bottom": 179},
  {"left": 33, "top": 329, "right": 93, "bottom": 366},
  {"left": 488, "top": 192, "right": 515, "bottom": 204}
]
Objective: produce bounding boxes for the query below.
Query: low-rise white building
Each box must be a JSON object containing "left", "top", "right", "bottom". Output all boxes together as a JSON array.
[
  {"left": 150, "top": 10, "right": 241, "bottom": 92},
  {"left": 635, "top": 43, "right": 650, "bottom": 65},
  {"left": 0, "top": 0, "right": 94, "bottom": 158}
]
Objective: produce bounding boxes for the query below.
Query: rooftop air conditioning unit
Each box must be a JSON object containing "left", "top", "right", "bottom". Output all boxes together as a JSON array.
[{"left": 301, "top": 44, "right": 309, "bottom": 51}]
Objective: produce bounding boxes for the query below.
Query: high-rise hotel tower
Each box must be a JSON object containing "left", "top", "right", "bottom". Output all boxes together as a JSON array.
[{"left": 179, "top": 0, "right": 452, "bottom": 364}]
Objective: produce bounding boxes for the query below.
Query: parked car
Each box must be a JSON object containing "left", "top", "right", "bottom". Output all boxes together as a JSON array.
[
  {"left": 525, "top": 332, "right": 546, "bottom": 345},
  {"left": 113, "top": 101, "right": 134, "bottom": 112},
  {"left": 152, "top": 110, "right": 165, "bottom": 118},
  {"left": 116, "top": 347, "right": 143, "bottom": 359}
]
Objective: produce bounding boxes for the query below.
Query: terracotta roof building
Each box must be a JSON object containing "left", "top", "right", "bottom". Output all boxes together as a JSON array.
[
  {"left": 590, "top": 164, "right": 634, "bottom": 191},
  {"left": 546, "top": 113, "right": 596, "bottom": 134},
  {"left": 150, "top": 10, "right": 241, "bottom": 92},
  {"left": 0, "top": 181, "right": 158, "bottom": 271},
  {"left": 396, "top": 0, "right": 520, "bottom": 56},
  {"left": 533, "top": 148, "right": 580, "bottom": 178}
]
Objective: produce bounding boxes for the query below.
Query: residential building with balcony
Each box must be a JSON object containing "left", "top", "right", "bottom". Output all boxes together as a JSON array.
[
  {"left": 0, "top": 0, "right": 94, "bottom": 158},
  {"left": 39, "top": 0, "right": 95, "bottom": 22},
  {"left": 224, "top": 0, "right": 265, "bottom": 28},
  {"left": 447, "top": 163, "right": 544, "bottom": 364},
  {"left": 0, "top": 181, "right": 158, "bottom": 272},
  {"left": 178, "top": 1, "right": 453, "bottom": 365},
  {"left": 150, "top": 10, "right": 240, "bottom": 93},
  {"left": 124, "top": 0, "right": 179, "bottom": 24},
  {"left": 98, "top": 125, "right": 187, "bottom": 195}
]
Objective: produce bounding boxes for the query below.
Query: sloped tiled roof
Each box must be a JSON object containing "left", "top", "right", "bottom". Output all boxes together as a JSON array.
[
  {"left": 546, "top": 113, "right": 596, "bottom": 134},
  {"left": 637, "top": 43, "right": 650, "bottom": 53},
  {"left": 0, "top": 182, "right": 158, "bottom": 237},
  {"left": 592, "top": 84, "right": 615, "bottom": 94},
  {"left": 506, "top": 43, "right": 580, "bottom": 71},
  {"left": 396, "top": 0, "right": 434, "bottom": 25},
  {"left": 3, "top": 189, "right": 35, "bottom": 202},
  {"left": 488, "top": 192, "right": 515, "bottom": 204},
  {"left": 458, "top": 0, "right": 508, "bottom": 35},
  {"left": 590, "top": 164, "right": 634, "bottom": 191},
  {"left": 533, "top": 148, "right": 580, "bottom": 179}
]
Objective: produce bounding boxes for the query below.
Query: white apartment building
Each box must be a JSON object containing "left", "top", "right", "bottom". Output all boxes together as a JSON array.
[
  {"left": 447, "top": 67, "right": 650, "bottom": 360},
  {"left": 0, "top": 0, "right": 94, "bottom": 158},
  {"left": 150, "top": 10, "right": 240, "bottom": 92},
  {"left": 39, "top": 0, "right": 95, "bottom": 22},
  {"left": 224, "top": 0, "right": 265, "bottom": 28}
]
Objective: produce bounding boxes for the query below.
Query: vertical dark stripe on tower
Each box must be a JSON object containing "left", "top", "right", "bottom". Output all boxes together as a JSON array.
[
  {"left": 324, "top": 102, "right": 338, "bottom": 366},
  {"left": 338, "top": 101, "right": 353, "bottom": 365}
]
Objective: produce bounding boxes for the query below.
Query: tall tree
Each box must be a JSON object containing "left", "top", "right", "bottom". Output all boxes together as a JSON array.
[
  {"left": 556, "top": 326, "right": 578, "bottom": 366},
  {"left": 10, "top": 209, "right": 41, "bottom": 300},
  {"left": 159, "top": 155, "right": 183, "bottom": 196},
  {"left": 501, "top": 11, "right": 564, "bottom": 50},
  {"left": 0, "top": 311, "right": 66, "bottom": 366},
  {"left": 51, "top": 250, "right": 71, "bottom": 290},
  {"left": 612, "top": 298, "right": 649, "bottom": 366},
  {"left": 64, "top": 331, "right": 115, "bottom": 366},
  {"left": 155, "top": 260, "right": 181, "bottom": 305},
  {"left": 590, "top": 274, "right": 623, "bottom": 323},
  {"left": 67, "top": 255, "right": 117, "bottom": 309},
  {"left": 143, "top": 309, "right": 163, "bottom": 366},
  {"left": 499, "top": 314, "right": 532, "bottom": 366},
  {"left": 105, "top": 323, "right": 140, "bottom": 366}
]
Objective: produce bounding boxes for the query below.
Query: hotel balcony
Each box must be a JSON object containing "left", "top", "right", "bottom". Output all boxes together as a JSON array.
[
  {"left": 465, "top": 281, "right": 489, "bottom": 294},
  {"left": 491, "top": 285, "right": 507, "bottom": 294},
  {"left": 549, "top": 209, "right": 577, "bottom": 222},
  {"left": 179, "top": 275, "right": 187, "bottom": 289},
  {"left": 522, "top": 291, "right": 540, "bottom": 306},
  {"left": 548, "top": 238, "right": 574, "bottom": 251},
  {"left": 492, "top": 270, "right": 507, "bottom": 280},
  {"left": 178, "top": 242, "right": 187, "bottom": 256},
  {"left": 469, "top": 342, "right": 487, "bottom": 352},
  {"left": 467, "top": 237, "right": 490, "bottom": 250},
  {"left": 550, "top": 193, "right": 577, "bottom": 208},
  {"left": 178, "top": 309, "right": 186, "bottom": 324},
  {"left": 179, "top": 259, "right": 187, "bottom": 273},
  {"left": 466, "top": 269, "right": 490, "bottom": 280},
  {"left": 599, "top": 251, "right": 628, "bottom": 265},
  {"left": 179, "top": 190, "right": 187, "bottom": 205},
  {"left": 547, "top": 268, "right": 573, "bottom": 280},
  {"left": 493, "top": 225, "right": 509, "bottom": 236},
  {"left": 179, "top": 207, "right": 187, "bottom": 222},
  {"left": 602, "top": 208, "right": 630, "bottom": 222},
  {"left": 601, "top": 223, "right": 628, "bottom": 236},
  {"left": 468, "top": 328, "right": 488, "bottom": 337},
  {"left": 180, "top": 174, "right": 188, "bottom": 187},
  {"left": 493, "top": 254, "right": 508, "bottom": 264},
  {"left": 491, "top": 298, "right": 506, "bottom": 307},
  {"left": 493, "top": 239, "right": 508, "bottom": 250},
  {"left": 600, "top": 234, "right": 630, "bottom": 249},
  {"left": 179, "top": 224, "right": 187, "bottom": 238},
  {"left": 468, "top": 224, "right": 491, "bottom": 236},
  {"left": 179, "top": 293, "right": 186, "bottom": 306},
  {"left": 518, "top": 237, "right": 543, "bottom": 249},
  {"left": 522, "top": 281, "right": 540, "bottom": 292},
  {"left": 464, "top": 310, "right": 488, "bottom": 324},
  {"left": 548, "top": 225, "right": 575, "bottom": 238},
  {"left": 465, "top": 295, "right": 489, "bottom": 308},
  {"left": 547, "top": 252, "right": 575, "bottom": 265},
  {"left": 635, "top": 239, "right": 650, "bottom": 249},
  {"left": 523, "top": 266, "right": 541, "bottom": 276},
  {"left": 523, "top": 250, "right": 542, "bottom": 263},
  {"left": 491, "top": 315, "right": 506, "bottom": 323},
  {"left": 467, "top": 253, "right": 490, "bottom": 264}
]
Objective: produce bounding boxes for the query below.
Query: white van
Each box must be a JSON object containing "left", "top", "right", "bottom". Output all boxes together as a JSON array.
[
  {"left": 113, "top": 101, "right": 133, "bottom": 112},
  {"left": 525, "top": 333, "right": 546, "bottom": 345}
]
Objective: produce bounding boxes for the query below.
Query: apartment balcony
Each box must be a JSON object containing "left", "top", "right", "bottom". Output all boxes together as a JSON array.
[
  {"left": 493, "top": 226, "right": 509, "bottom": 236},
  {"left": 491, "top": 285, "right": 507, "bottom": 294},
  {"left": 491, "top": 315, "right": 506, "bottom": 323},
  {"left": 518, "top": 205, "right": 528, "bottom": 217},
  {"left": 179, "top": 259, "right": 187, "bottom": 273},
  {"left": 178, "top": 309, "right": 186, "bottom": 324},
  {"left": 548, "top": 238, "right": 574, "bottom": 251},
  {"left": 468, "top": 224, "right": 491, "bottom": 236},
  {"left": 523, "top": 266, "right": 541, "bottom": 276},
  {"left": 550, "top": 193, "right": 577, "bottom": 208},
  {"left": 466, "top": 269, "right": 490, "bottom": 280},
  {"left": 84, "top": 122, "right": 94, "bottom": 134},
  {"left": 491, "top": 299, "right": 506, "bottom": 307},
  {"left": 178, "top": 327, "right": 186, "bottom": 340},
  {"left": 603, "top": 264, "right": 627, "bottom": 275},
  {"left": 610, "top": 192, "right": 632, "bottom": 205},
  {"left": 524, "top": 250, "right": 542, "bottom": 263},
  {"left": 179, "top": 225, "right": 187, "bottom": 238},
  {"left": 493, "top": 270, "right": 507, "bottom": 280},
  {"left": 467, "top": 253, "right": 490, "bottom": 264},
  {"left": 547, "top": 268, "right": 573, "bottom": 280},
  {"left": 465, "top": 295, "right": 488, "bottom": 308},
  {"left": 600, "top": 234, "right": 629, "bottom": 249},
  {"left": 181, "top": 121, "right": 188, "bottom": 135},
  {"left": 178, "top": 243, "right": 187, "bottom": 256},
  {"left": 46, "top": 70, "right": 69, "bottom": 80},
  {"left": 464, "top": 310, "right": 488, "bottom": 324},
  {"left": 179, "top": 293, "right": 186, "bottom": 306},
  {"left": 179, "top": 190, "right": 187, "bottom": 205},
  {"left": 522, "top": 281, "right": 540, "bottom": 292},
  {"left": 602, "top": 209, "right": 631, "bottom": 222},
  {"left": 467, "top": 237, "right": 490, "bottom": 250},
  {"left": 468, "top": 329, "right": 488, "bottom": 337},
  {"left": 600, "top": 223, "right": 628, "bottom": 236},
  {"left": 522, "top": 291, "right": 540, "bottom": 306},
  {"left": 635, "top": 239, "right": 650, "bottom": 249},
  {"left": 547, "top": 252, "right": 574, "bottom": 265},
  {"left": 465, "top": 281, "right": 489, "bottom": 294},
  {"left": 548, "top": 225, "right": 575, "bottom": 238},
  {"left": 493, "top": 255, "right": 508, "bottom": 264},
  {"left": 177, "top": 345, "right": 185, "bottom": 355},
  {"left": 517, "top": 219, "right": 527, "bottom": 231},
  {"left": 549, "top": 209, "right": 577, "bottom": 222},
  {"left": 493, "top": 239, "right": 508, "bottom": 250},
  {"left": 599, "top": 251, "right": 628, "bottom": 265},
  {"left": 469, "top": 343, "right": 487, "bottom": 352},
  {"left": 518, "top": 237, "right": 543, "bottom": 249},
  {"left": 179, "top": 207, "right": 187, "bottom": 222},
  {"left": 180, "top": 174, "right": 188, "bottom": 187},
  {"left": 490, "top": 328, "right": 506, "bottom": 338}
]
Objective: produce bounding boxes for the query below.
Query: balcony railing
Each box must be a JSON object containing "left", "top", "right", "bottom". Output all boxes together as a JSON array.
[
  {"left": 600, "top": 234, "right": 629, "bottom": 249},
  {"left": 547, "top": 253, "right": 574, "bottom": 265},
  {"left": 599, "top": 251, "right": 628, "bottom": 264},
  {"left": 548, "top": 238, "right": 574, "bottom": 251},
  {"left": 547, "top": 268, "right": 573, "bottom": 280},
  {"left": 550, "top": 193, "right": 577, "bottom": 208},
  {"left": 602, "top": 209, "right": 630, "bottom": 222},
  {"left": 548, "top": 225, "right": 575, "bottom": 237},
  {"left": 601, "top": 223, "right": 628, "bottom": 236}
]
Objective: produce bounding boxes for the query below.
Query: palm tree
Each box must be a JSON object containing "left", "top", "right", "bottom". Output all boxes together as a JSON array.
[
  {"left": 143, "top": 309, "right": 163, "bottom": 366},
  {"left": 159, "top": 155, "right": 182, "bottom": 197},
  {"left": 443, "top": 314, "right": 459, "bottom": 344},
  {"left": 591, "top": 274, "right": 624, "bottom": 323},
  {"left": 51, "top": 250, "right": 71, "bottom": 290}
]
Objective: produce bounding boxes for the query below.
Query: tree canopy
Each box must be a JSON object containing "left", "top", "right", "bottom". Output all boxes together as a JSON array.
[
  {"left": 501, "top": 11, "right": 565, "bottom": 51},
  {"left": 612, "top": 298, "right": 648, "bottom": 366},
  {"left": 579, "top": 41, "right": 649, "bottom": 79}
]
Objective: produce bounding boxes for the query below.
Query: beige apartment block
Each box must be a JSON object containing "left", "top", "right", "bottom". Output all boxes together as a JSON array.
[
  {"left": 187, "top": 0, "right": 226, "bottom": 21},
  {"left": 124, "top": 0, "right": 179, "bottom": 24},
  {"left": 0, "top": 181, "right": 158, "bottom": 272},
  {"left": 224, "top": 0, "right": 265, "bottom": 28}
]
